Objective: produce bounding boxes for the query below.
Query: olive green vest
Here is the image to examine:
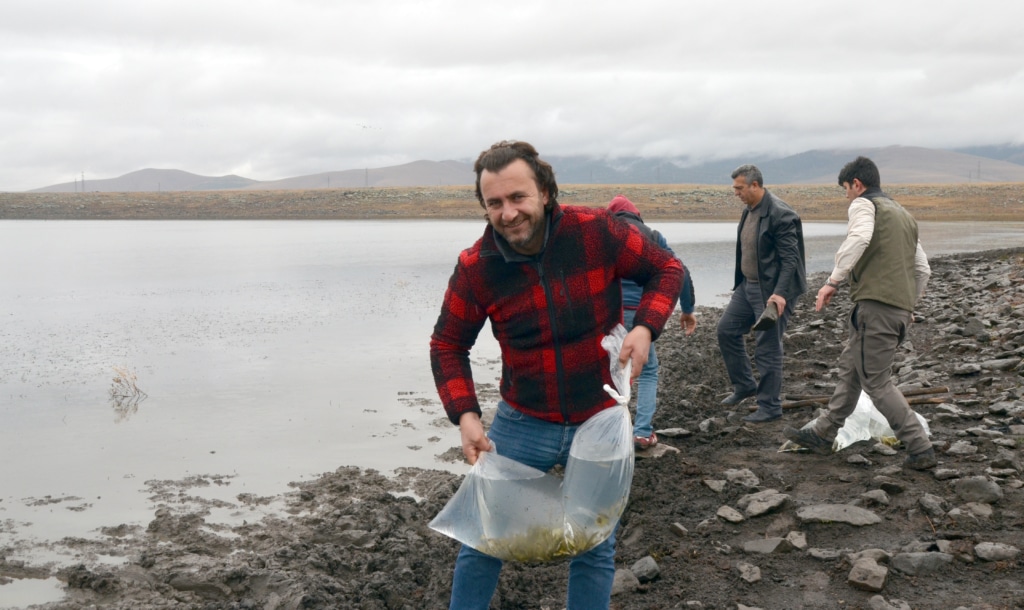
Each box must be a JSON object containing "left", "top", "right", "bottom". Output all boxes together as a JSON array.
[{"left": 849, "top": 195, "right": 919, "bottom": 312}]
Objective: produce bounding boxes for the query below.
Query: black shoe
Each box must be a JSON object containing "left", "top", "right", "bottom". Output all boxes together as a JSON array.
[
  {"left": 743, "top": 409, "right": 781, "bottom": 423},
  {"left": 750, "top": 302, "right": 779, "bottom": 332},
  {"left": 721, "top": 389, "right": 757, "bottom": 406},
  {"left": 783, "top": 425, "right": 832, "bottom": 455},
  {"left": 904, "top": 448, "right": 937, "bottom": 470}
]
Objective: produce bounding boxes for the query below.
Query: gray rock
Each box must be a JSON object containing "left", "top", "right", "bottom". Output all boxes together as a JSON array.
[
  {"left": 966, "top": 426, "right": 1005, "bottom": 438},
  {"left": 785, "top": 531, "right": 808, "bottom": 550},
  {"left": 808, "top": 547, "right": 845, "bottom": 560},
  {"left": 946, "top": 440, "right": 979, "bottom": 455},
  {"left": 796, "top": 504, "right": 881, "bottom": 526},
  {"left": 890, "top": 551, "right": 953, "bottom": 575},
  {"left": 724, "top": 468, "right": 760, "bottom": 488},
  {"left": 848, "top": 557, "right": 888, "bottom": 592},
  {"left": 963, "top": 502, "right": 994, "bottom": 518},
  {"left": 873, "top": 476, "right": 906, "bottom": 495},
  {"left": 611, "top": 568, "right": 640, "bottom": 596},
  {"left": 974, "top": 542, "right": 1020, "bottom": 561},
  {"left": 869, "top": 596, "right": 912, "bottom": 610},
  {"left": 717, "top": 505, "right": 745, "bottom": 523},
  {"left": 919, "top": 493, "right": 947, "bottom": 518},
  {"left": 872, "top": 442, "right": 898, "bottom": 456},
  {"left": 737, "top": 561, "right": 761, "bottom": 583},
  {"left": 985, "top": 468, "right": 1018, "bottom": 478},
  {"left": 635, "top": 443, "right": 680, "bottom": 459},
  {"left": 742, "top": 537, "right": 794, "bottom": 554},
  {"left": 934, "top": 467, "right": 961, "bottom": 480},
  {"left": 631, "top": 555, "right": 660, "bottom": 583},
  {"left": 737, "top": 488, "right": 790, "bottom": 517},
  {"left": 703, "top": 479, "right": 726, "bottom": 493},
  {"left": 847, "top": 453, "right": 873, "bottom": 466},
  {"left": 655, "top": 427, "right": 692, "bottom": 438},
  {"left": 954, "top": 476, "right": 1004, "bottom": 504},
  {"left": 669, "top": 522, "right": 688, "bottom": 538},
  {"left": 981, "top": 357, "right": 1021, "bottom": 371},
  {"left": 964, "top": 318, "right": 988, "bottom": 338},
  {"left": 953, "top": 363, "right": 982, "bottom": 376},
  {"left": 848, "top": 548, "right": 892, "bottom": 564},
  {"left": 861, "top": 489, "right": 891, "bottom": 506}
]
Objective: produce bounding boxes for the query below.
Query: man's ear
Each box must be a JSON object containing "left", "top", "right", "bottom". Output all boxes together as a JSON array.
[{"left": 852, "top": 178, "right": 865, "bottom": 192}]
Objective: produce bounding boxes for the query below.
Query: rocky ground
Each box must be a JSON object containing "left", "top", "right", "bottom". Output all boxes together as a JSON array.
[{"left": 2, "top": 247, "right": 1023, "bottom": 610}]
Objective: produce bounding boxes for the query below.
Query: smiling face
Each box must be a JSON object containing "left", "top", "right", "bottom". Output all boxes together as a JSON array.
[{"left": 480, "top": 159, "right": 549, "bottom": 255}]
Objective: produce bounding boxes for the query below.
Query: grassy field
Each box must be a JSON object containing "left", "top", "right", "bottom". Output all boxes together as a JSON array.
[{"left": 1, "top": 182, "right": 1022, "bottom": 221}]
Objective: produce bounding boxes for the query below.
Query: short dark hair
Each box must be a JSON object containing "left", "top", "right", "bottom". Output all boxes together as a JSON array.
[
  {"left": 731, "top": 164, "right": 763, "bottom": 187},
  {"left": 473, "top": 140, "right": 559, "bottom": 210},
  {"left": 838, "top": 156, "right": 881, "bottom": 189}
]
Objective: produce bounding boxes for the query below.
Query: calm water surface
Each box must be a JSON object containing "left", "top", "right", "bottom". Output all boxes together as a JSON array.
[{"left": 0, "top": 219, "right": 1021, "bottom": 594}]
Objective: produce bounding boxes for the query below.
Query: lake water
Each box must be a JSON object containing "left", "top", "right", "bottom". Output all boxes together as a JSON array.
[{"left": 1, "top": 219, "right": 1022, "bottom": 604}]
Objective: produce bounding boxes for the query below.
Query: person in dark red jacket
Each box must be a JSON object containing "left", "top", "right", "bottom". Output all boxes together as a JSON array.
[{"left": 430, "top": 140, "right": 683, "bottom": 610}]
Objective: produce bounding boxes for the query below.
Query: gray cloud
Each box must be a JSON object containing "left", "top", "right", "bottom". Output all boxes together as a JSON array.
[{"left": 2, "top": 0, "right": 1022, "bottom": 191}]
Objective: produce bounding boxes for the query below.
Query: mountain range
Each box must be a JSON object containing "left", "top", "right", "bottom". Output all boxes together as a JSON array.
[{"left": 28, "top": 144, "right": 1024, "bottom": 193}]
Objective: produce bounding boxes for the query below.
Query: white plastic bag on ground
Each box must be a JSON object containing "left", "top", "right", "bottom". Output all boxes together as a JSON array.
[
  {"left": 780, "top": 391, "right": 931, "bottom": 453},
  {"left": 429, "top": 324, "right": 635, "bottom": 562}
]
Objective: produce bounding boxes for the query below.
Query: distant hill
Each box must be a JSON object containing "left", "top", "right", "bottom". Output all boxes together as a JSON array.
[
  {"left": 30, "top": 168, "right": 258, "bottom": 193},
  {"left": 26, "top": 144, "right": 1024, "bottom": 192},
  {"left": 243, "top": 160, "right": 474, "bottom": 190},
  {"left": 547, "top": 145, "right": 1024, "bottom": 185}
]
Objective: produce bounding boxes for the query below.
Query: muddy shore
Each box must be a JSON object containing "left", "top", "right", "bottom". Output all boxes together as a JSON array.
[{"left": 1, "top": 246, "right": 1022, "bottom": 609}]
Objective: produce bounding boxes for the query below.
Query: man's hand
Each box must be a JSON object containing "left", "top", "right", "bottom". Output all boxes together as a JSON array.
[
  {"left": 815, "top": 284, "right": 837, "bottom": 312},
  {"left": 767, "top": 294, "right": 787, "bottom": 314},
  {"left": 458, "top": 412, "right": 492, "bottom": 465},
  {"left": 619, "top": 325, "right": 652, "bottom": 379},
  {"left": 679, "top": 312, "right": 697, "bottom": 336}
]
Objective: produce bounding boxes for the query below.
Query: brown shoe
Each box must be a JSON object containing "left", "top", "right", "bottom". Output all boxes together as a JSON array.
[
  {"left": 904, "top": 448, "right": 937, "bottom": 470},
  {"left": 783, "top": 425, "right": 832, "bottom": 455}
]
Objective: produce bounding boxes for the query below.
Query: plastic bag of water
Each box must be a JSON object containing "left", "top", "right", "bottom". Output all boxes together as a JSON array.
[{"left": 429, "top": 324, "right": 635, "bottom": 562}]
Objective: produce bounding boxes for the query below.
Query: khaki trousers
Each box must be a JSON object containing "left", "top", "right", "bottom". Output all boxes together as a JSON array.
[{"left": 811, "top": 299, "right": 931, "bottom": 455}]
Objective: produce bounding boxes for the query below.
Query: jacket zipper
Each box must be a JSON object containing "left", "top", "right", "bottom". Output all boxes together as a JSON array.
[{"left": 536, "top": 261, "right": 570, "bottom": 423}]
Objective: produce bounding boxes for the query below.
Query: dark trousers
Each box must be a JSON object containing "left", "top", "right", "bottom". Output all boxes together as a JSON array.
[{"left": 716, "top": 279, "right": 792, "bottom": 414}]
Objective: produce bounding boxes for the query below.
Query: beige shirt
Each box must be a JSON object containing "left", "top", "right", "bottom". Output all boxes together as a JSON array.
[{"left": 829, "top": 197, "right": 931, "bottom": 299}]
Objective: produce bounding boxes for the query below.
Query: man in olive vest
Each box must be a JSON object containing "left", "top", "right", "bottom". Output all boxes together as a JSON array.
[{"left": 783, "top": 156, "right": 936, "bottom": 470}]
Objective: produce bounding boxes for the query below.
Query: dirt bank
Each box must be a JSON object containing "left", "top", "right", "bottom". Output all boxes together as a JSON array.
[
  {"left": 2, "top": 248, "right": 1023, "bottom": 610},
  {"left": 2, "top": 182, "right": 1023, "bottom": 222}
]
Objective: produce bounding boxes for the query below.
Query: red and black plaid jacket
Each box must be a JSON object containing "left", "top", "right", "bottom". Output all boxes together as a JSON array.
[{"left": 430, "top": 203, "right": 684, "bottom": 426}]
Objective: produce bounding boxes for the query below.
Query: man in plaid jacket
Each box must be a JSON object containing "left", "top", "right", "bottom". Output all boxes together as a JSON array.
[{"left": 430, "top": 140, "right": 684, "bottom": 610}]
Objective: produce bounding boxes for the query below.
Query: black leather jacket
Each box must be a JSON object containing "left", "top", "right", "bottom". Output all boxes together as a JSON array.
[{"left": 732, "top": 190, "right": 807, "bottom": 305}]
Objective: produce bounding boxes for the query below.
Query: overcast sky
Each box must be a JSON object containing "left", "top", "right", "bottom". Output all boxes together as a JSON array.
[{"left": 2, "top": 0, "right": 1022, "bottom": 191}]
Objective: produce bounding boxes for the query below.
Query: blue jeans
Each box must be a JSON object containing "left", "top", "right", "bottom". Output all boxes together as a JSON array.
[
  {"left": 623, "top": 309, "right": 658, "bottom": 438},
  {"left": 448, "top": 401, "right": 617, "bottom": 610},
  {"left": 716, "top": 279, "right": 792, "bottom": 415}
]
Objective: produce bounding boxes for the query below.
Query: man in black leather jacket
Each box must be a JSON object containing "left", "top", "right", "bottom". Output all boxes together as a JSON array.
[{"left": 717, "top": 164, "right": 807, "bottom": 422}]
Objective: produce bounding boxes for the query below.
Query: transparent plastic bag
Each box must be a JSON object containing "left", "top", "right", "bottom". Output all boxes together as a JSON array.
[
  {"left": 563, "top": 406, "right": 634, "bottom": 552},
  {"left": 428, "top": 449, "right": 567, "bottom": 562},
  {"left": 779, "top": 391, "right": 931, "bottom": 453},
  {"left": 429, "top": 324, "right": 635, "bottom": 562}
]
